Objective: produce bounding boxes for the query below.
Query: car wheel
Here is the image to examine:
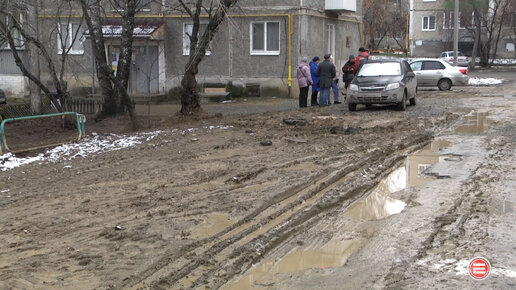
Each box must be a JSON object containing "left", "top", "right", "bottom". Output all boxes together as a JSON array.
[
  {"left": 397, "top": 91, "right": 407, "bottom": 111},
  {"left": 409, "top": 94, "right": 416, "bottom": 106},
  {"left": 348, "top": 103, "right": 357, "bottom": 112},
  {"left": 438, "top": 79, "right": 452, "bottom": 91}
]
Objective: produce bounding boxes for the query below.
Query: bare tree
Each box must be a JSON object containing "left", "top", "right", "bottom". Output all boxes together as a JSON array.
[
  {"left": 0, "top": 1, "right": 81, "bottom": 113},
  {"left": 78, "top": 0, "right": 140, "bottom": 126},
  {"left": 170, "top": 0, "right": 239, "bottom": 115},
  {"left": 363, "top": 0, "right": 407, "bottom": 51},
  {"left": 461, "top": 0, "right": 512, "bottom": 67}
]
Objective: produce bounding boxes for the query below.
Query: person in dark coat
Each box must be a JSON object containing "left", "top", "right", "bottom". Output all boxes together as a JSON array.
[
  {"left": 354, "top": 47, "right": 370, "bottom": 74},
  {"left": 342, "top": 54, "right": 356, "bottom": 90},
  {"left": 317, "top": 53, "right": 336, "bottom": 106},
  {"left": 309, "top": 56, "right": 320, "bottom": 106}
]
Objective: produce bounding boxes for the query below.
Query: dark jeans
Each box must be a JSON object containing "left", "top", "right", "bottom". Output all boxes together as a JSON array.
[
  {"left": 299, "top": 86, "right": 309, "bottom": 107},
  {"left": 311, "top": 91, "right": 318, "bottom": 105}
]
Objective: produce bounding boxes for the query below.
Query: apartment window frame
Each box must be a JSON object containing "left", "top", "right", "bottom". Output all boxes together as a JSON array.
[
  {"left": 1, "top": 14, "right": 25, "bottom": 50},
  {"left": 57, "top": 22, "right": 84, "bottom": 55},
  {"left": 327, "top": 24, "right": 335, "bottom": 59},
  {"left": 422, "top": 15, "right": 436, "bottom": 31},
  {"left": 250, "top": 21, "right": 280, "bottom": 56},
  {"left": 183, "top": 22, "right": 212, "bottom": 56}
]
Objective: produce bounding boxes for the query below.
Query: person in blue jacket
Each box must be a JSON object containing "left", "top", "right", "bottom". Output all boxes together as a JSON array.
[{"left": 309, "top": 56, "right": 321, "bottom": 106}]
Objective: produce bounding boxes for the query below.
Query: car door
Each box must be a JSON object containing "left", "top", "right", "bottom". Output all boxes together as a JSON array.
[
  {"left": 410, "top": 61, "right": 426, "bottom": 86},
  {"left": 402, "top": 61, "right": 416, "bottom": 97},
  {"left": 421, "top": 61, "right": 446, "bottom": 86}
]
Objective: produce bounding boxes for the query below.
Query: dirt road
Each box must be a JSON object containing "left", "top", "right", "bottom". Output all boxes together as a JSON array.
[{"left": 1, "top": 71, "right": 515, "bottom": 289}]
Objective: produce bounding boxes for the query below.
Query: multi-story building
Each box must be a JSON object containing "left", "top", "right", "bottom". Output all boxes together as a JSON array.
[
  {"left": 409, "top": 0, "right": 515, "bottom": 58},
  {"left": 1, "top": 0, "right": 363, "bottom": 98}
]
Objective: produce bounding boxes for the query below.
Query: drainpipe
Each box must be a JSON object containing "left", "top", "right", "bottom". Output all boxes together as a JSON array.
[
  {"left": 288, "top": 14, "right": 293, "bottom": 98},
  {"left": 409, "top": 0, "right": 414, "bottom": 56}
]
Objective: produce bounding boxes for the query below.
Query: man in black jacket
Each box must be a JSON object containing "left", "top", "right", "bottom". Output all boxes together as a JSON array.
[
  {"left": 317, "top": 53, "right": 336, "bottom": 106},
  {"left": 342, "top": 54, "right": 356, "bottom": 90}
]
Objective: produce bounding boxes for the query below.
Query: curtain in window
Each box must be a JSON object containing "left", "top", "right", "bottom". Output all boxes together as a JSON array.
[
  {"left": 266, "top": 22, "right": 279, "bottom": 51},
  {"left": 253, "top": 23, "right": 265, "bottom": 51}
]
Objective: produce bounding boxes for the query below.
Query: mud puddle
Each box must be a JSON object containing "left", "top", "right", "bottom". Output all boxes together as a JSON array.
[
  {"left": 189, "top": 213, "right": 235, "bottom": 239},
  {"left": 223, "top": 240, "right": 360, "bottom": 290},
  {"left": 454, "top": 112, "right": 491, "bottom": 134},
  {"left": 344, "top": 139, "right": 452, "bottom": 221}
]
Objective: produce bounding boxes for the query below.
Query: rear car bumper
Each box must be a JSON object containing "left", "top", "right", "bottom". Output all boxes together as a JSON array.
[
  {"left": 453, "top": 75, "right": 469, "bottom": 86},
  {"left": 347, "top": 87, "right": 405, "bottom": 104}
]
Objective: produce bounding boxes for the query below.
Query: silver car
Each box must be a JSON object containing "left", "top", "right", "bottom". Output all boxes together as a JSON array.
[
  {"left": 346, "top": 59, "right": 417, "bottom": 111},
  {"left": 439, "top": 51, "right": 469, "bottom": 66},
  {"left": 409, "top": 59, "right": 469, "bottom": 91}
]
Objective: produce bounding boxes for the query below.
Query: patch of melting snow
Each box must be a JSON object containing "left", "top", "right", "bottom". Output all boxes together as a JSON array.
[
  {"left": 1, "top": 126, "right": 229, "bottom": 171},
  {"left": 437, "top": 259, "right": 516, "bottom": 278},
  {"left": 468, "top": 78, "right": 503, "bottom": 86}
]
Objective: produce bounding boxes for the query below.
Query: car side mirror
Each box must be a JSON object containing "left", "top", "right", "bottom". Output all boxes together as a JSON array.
[{"left": 406, "top": 72, "right": 415, "bottom": 77}]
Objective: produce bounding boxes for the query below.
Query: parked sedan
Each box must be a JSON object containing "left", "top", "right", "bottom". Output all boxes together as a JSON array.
[
  {"left": 346, "top": 59, "right": 417, "bottom": 111},
  {"left": 439, "top": 51, "right": 469, "bottom": 66},
  {"left": 409, "top": 58, "right": 469, "bottom": 91}
]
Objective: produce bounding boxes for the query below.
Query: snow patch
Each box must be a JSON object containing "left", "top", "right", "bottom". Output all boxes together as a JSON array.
[{"left": 468, "top": 78, "right": 503, "bottom": 86}]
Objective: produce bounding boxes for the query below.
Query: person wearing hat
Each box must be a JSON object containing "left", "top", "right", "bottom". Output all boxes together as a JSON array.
[
  {"left": 309, "top": 56, "right": 321, "bottom": 106},
  {"left": 297, "top": 56, "right": 313, "bottom": 108},
  {"left": 342, "top": 54, "right": 356, "bottom": 91},
  {"left": 354, "top": 47, "right": 369, "bottom": 73},
  {"left": 317, "top": 53, "right": 336, "bottom": 106}
]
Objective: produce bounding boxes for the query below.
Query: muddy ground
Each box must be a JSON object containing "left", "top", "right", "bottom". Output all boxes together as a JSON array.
[{"left": 1, "top": 71, "right": 515, "bottom": 289}]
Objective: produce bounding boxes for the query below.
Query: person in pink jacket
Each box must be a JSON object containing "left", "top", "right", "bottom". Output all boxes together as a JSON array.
[{"left": 297, "top": 56, "right": 313, "bottom": 108}]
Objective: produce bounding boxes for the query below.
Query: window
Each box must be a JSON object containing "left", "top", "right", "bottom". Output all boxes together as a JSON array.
[
  {"left": 1, "top": 14, "right": 25, "bottom": 50},
  {"left": 410, "top": 61, "right": 423, "bottom": 71},
  {"left": 422, "top": 61, "right": 445, "bottom": 70},
  {"left": 327, "top": 24, "right": 335, "bottom": 58},
  {"left": 358, "top": 63, "right": 402, "bottom": 77},
  {"left": 512, "top": 13, "right": 516, "bottom": 27},
  {"left": 444, "top": 11, "right": 472, "bottom": 29},
  {"left": 422, "top": 16, "right": 436, "bottom": 31},
  {"left": 113, "top": 0, "right": 151, "bottom": 12},
  {"left": 183, "top": 23, "right": 211, "bottom": 56},
  {"left": 57, "top": 22, "right": 84, "bottom": 54},
  {"left": 251, "top": 21, "right": 280, "bottom": 55},
  {"left": 346, "top": 36, "right": 351, "bottom": 48}
]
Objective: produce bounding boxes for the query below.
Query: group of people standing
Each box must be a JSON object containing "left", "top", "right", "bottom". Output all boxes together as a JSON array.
[{"left": 297, "top": 47, "right": 370, "bottom": 108}]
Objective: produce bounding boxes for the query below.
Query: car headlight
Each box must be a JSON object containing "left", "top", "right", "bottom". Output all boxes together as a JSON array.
[
  {"left": 385, "top": 83, "right": 400, "bottom": 91},
  {"left": 349, "top": 84, "right": 359, "bottom": 92}
]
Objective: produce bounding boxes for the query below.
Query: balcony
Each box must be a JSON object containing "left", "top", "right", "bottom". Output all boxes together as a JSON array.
[{"left": 325, "top": 0, "right": 357, "bottom": 11}]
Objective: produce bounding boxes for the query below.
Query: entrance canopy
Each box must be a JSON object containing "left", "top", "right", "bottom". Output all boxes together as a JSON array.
[{"left": 85, "top": 22, "right": 165, "bottom": 40}]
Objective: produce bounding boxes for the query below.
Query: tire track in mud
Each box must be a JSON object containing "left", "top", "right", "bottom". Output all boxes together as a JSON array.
[
  {"left": 383, "top": 143, "right": 499, "bottom": 289},
  {"left": 118, "top": 134, "right": 433, "bottom": 289}
]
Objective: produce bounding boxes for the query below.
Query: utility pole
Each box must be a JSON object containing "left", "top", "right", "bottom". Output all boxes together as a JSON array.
[{"left": 453, "top": 0, "right": 459, "bottom": 66}]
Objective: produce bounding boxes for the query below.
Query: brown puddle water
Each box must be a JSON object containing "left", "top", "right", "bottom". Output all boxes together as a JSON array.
[
  {"left": 344, "top": 139, "right": 452, "bottom": 221},
  {"left": 454, "top": 112, "right": 491, "bottom": 134},
  {"left": 189, "top": 213, "right": 234, "bottom": 239},
  {"left": 223, "top": 240, "right": 360, "bottom": 290}
]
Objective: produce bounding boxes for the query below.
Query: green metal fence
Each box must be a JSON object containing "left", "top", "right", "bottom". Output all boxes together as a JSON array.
[{"left": 0, "top": 112, "right": 86, "bottom": 154}]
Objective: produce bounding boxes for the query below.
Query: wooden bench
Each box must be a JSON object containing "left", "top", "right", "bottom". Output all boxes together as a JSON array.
[{"left": 200, "top": 87, "right": 230, "bottom": 103}]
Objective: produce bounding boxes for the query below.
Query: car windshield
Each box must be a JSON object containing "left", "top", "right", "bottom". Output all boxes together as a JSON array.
[
  {"left": 358, "top": 62, "right": 402, "bottom": 77},
  {"left": 447, "top": 52, "right": 464, "bottom": 57}
]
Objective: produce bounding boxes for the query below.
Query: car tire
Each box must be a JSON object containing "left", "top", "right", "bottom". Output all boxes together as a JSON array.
[
  {"left": 348, "top": 103, "right": 357, "bottom": 112},
  {"left": 438, "top": 79, "right": 452, "bottom": 91},
  {"left": 409, "top": 94, "right": 416, "bottom": 106},
  {"left": 397, "top": 91, "right": 407, "bottom": 111}
]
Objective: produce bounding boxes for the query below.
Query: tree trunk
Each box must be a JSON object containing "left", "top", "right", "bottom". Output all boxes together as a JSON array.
[
  {"left": 27, "top": 2, "right": 41, "bottom": 114},
  {"left": 178, "top": 0, "right": 239, "bottom": 115},
  {"left": 115, "top": 0, "right": 136, "bottom": 113}
]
